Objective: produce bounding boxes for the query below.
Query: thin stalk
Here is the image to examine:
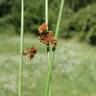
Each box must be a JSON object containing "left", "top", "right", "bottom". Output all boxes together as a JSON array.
[
  {"left": 45, "top": 0, "right": 52, "bottom": 96},
  {"left": 45, "top": 0, "right": 64, "bottom": 96},
  {"left": 50, "top": 0, "right": 65, "bottom": 88},
  {"left": 52, "top": 0, "right": 65, "bottom": 60},
  {"left": 49, "top": 0, "right": 64, "bottom": 95},
  {"left": 45, "top": 56, "right": 52, "bottom": 96},
  {"left": 46, "top": 0, "right": 64, "bottom": 83},
  {"left": 55, "top": 0, "right": 65, "bottom": 38},
  {"left": 46, "top": 2, "right": 65, "bottom": 95},
  {"left": 45, "top": 0, "right": 48, "bottom": 24},
  {"left": 19, "top": 0, "right": 24, "bottom": 96}
]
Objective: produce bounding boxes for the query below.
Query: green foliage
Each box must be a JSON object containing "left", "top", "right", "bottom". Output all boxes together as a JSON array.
[
  {"left": 0, "top": 34, "right": 96, "bottom": 96},
  {"left": 0, "top": 0, "right": 96, "bottom": 44},
  {"left": 65, "top": 0, "right": 96, "bottom": 11},
  {"left": 62, "top": 4, "right": 96, "bottom": 44},
  {"left": 0, "top": 0, "right": 76, "bottom": 34},
  {"left": 24, "top": 0, "right": 45, "bottom": 34},
  {"left": 0, "top": 0, "right": 12, "bottom": 17}
]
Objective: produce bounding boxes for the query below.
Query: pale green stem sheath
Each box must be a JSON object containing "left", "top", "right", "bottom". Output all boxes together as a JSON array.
[
  {"left": 45, "top": 57, "right": 52, "bottom": 96},
  {"left": 19, "top": 0, "right": 24, "bottom": 96}
]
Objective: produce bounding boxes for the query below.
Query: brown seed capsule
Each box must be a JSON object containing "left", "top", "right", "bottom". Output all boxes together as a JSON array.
[
  {"left": 39, "top": 31, "right": 57, "bottom": 48},
  {"left": 23, "top": 47, "right": 37, "bottom": 61},
  {"left": 38, "top": 23, "right": 48, "bottom": 33}
]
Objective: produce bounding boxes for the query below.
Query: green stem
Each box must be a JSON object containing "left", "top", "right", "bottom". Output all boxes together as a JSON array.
[
  {"left": 45, "top": 0, "right": 52, "bottom": 96},
  {"left": 49, "top": 0, "right": 64, "bottom": 95},
  {"left": 55, "top": 0, "right": 65, "bottom": 38},
  {"left": 51, "top": 0, "right": 65, "bottom": 71},
  {"left": 45, "top": 0, "right": 48, "bottom": 24},
  {"left": 51, "top": 0, "right": 65, "bottom": 64},
  {"left": 45, "top": 0, "right": 64, "bottom": 96},
  {"left": 45, "top": 54, "right": 52, "bottom": 96},
  {"left": 19, "top": 0, "right": 24, "bottom": 96}
]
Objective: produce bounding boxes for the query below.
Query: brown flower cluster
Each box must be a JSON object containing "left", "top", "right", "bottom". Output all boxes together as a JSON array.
[
  {"left": 38, "top": 23, "right": 57, "bottom": 48},
  {"left": 23, "top": 23, "right": 57, "bottom": 61},
  {"left": 38, "top": 23, "right": 48, "bottom": 33},
  {"left": 23, "top": 47, "right": 37, "bottom": 61}
]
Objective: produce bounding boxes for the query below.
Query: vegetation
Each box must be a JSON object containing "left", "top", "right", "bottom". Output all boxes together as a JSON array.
[
  {"left": 63, "top": 4, "right": 96, "bottom": 43},
  {"left": 0, "top": 34, "right": 96, "bottom": 96},
  {"left": 0, "top": 0, "right": 96, "bottom": 45},
  {"left": 0, "top": 0, "right": 96, "bottom": 96}
]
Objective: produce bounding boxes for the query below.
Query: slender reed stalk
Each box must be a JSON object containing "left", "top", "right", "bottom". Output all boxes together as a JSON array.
[
  {"left": 45, "top": 0, "right": 64, "bottom": 96},
  {"left": 45, "top": 0, "right": 52, "bottom": 96},
  {"left": 50, "top": 0, "right": 65, "bottom": 74},
  {"left": 19, "top": 0, "right": 24, "bottom": 96},
  {"left": 45, "top": 0, "right": 48, "bottom": 24},
  {"left": 51, "top": 0, "right": 65, "bottom": 60},
  {"left": 55, "top": 0, "right": 65, "bottom": 38}
]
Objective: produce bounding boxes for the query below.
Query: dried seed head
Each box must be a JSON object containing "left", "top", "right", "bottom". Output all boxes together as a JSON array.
[
  {"left": 39, "top": 31, "right": 57, "bottom": 48},
  {"left": 38, "top": 23, "right": 48, "bottom": 33},
  {"left": 23, "top": 47, "right": 37, "bottom": 61}
]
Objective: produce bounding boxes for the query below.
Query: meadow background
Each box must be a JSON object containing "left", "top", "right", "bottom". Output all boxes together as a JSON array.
[{"left": 0, "top": 0, "right": 96, "bottom": 96}]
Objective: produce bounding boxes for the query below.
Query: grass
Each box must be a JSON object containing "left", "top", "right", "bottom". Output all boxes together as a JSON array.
[{"left": 0, "top": 34, "right": 96, "bottom": 96}]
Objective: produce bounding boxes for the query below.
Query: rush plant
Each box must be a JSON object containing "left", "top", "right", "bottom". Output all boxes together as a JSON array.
[
  {"left": 19, "top": 0, "right": 64, "bottom": 96},
  {"left": 44, "top": 0, "right": 65, "bottom": 96}
]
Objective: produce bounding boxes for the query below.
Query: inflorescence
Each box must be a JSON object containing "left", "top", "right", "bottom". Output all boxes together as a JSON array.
[
  {"left": 38, "top": 23, "right": 57, "bottom": 49},
  {"left": 23, "top": 22, "right": 57, "bottom": 61}
]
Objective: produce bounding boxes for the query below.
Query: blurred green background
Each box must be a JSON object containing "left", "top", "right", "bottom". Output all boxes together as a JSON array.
[
  {"left": 0, "top": 0, "right": 96, "bottom": 44},
  {"left": 0, "top": 0, "right": 96, "bottom": 96}
]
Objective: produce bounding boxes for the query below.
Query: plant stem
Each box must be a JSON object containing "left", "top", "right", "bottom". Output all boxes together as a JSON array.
[
  {"left": 45, "top": 0, "right": 48, "bottom": 24},
  {"left": 55, "top": 0, "right": 65, "bottom": 38},
  {"left": 45, "top": 0, "right": 64, "bottom": 96},
  {"left": 45, "top": 55, "right": 52, "bottom": 96},
  {"left": 50, "top": 0, "right": 65, "bottom": 72},
  {"left": 50, "top": 0, "right": 65, "bottom": 92},
  {"left": 45, "top": 0, "right": 52, "bottom": 96},
  {"left": 52, "top": 0, "right": 65, "bottom": 61},
  {"left": 19, "top": 0, "right": 24, "bottom": 96}
]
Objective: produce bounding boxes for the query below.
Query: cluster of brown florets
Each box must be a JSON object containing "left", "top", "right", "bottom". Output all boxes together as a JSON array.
[
  {"left": 23, "top": 23, "right": 57, "bottom": 61},
  {"left": 38, "top": 23, "right": 57, "bottom": 48},
  {"left": 23, "top": 47, "right": 37, "bottom": 61}
]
